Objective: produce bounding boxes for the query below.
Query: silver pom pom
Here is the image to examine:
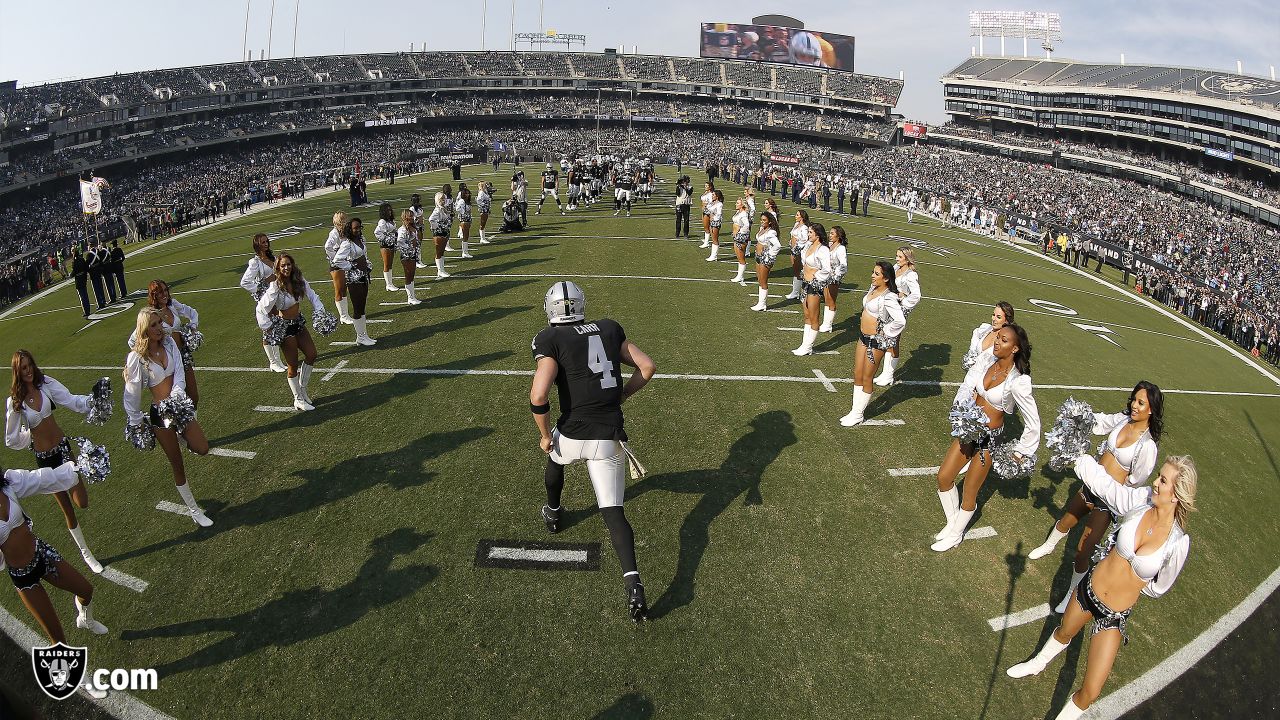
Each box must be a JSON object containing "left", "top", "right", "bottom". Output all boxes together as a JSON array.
[
  {"left": 70, "top": 436, "right": 111, "bottom": 484},
  {"left": 178, "top": 324, "right": 204, "bottom": 353},
  {"left": 262, "top": 315, "right": 287, "bottom": 346},
  {"left": 156, "top": 388, "right": 197, "bottom": 432},
  {"left": 1091, "top": 521, "right": 1119, "bottom": 564},
  {"left": 312, "top": 308, "right": 338, "bottom": 336},
  {"left": 251, "top": 278, "right": 270, "bottom": 302},
  {"left": 961, "top": 348, "right": 981, "bottom": 370},
  {"left": 949, "top": 395, "right": 989, "bottom": 444},
  {"left": 345, "top": 266, "right": 369, "bottom": 285},
  {"left": 1044, "top": 397, "right": 1096, "bottom": 471},
  {"left": 125, "top": 422, "right": 156, "bottom": 451},
  {"left": 85, "top": 377, "right": 112, "bottom": 426},
  {"left": 990, "top": 443, "right": 1036, "bottom": 479}
]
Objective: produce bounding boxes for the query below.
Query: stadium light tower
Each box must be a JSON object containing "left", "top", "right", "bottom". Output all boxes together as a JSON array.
[
  {"left": 243, "top": 0, "right": 252, "bottom": 63},
  {"left": 267, "top": 0, "right": 276, "bottom": 60},
  {"left": 969, "top": 11, "right": 1061, "bottom": 58},
  {"left": 292, "top": 0, "right": 301, "bottom": 58}
]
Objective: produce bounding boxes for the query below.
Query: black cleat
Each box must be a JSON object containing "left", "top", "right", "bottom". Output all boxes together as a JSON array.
[
  {"left": 541, "top": 505, "right": 561, "bottom": 534},
  {"left": 626, "top": 578, "right": 648, "bottom": 622}
]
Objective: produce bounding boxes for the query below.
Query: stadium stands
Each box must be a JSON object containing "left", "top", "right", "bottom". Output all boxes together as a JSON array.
[
  {"left": 568, "top": 53, "right": 623, "bottom": 79},
  {"left": 621, "top": 56, "right": 674, "bottom": 82}
]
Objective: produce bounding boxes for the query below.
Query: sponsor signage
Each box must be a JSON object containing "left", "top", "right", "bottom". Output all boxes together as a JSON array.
[
  {"left": 364, "top": 117, "right": 417, "bottom": 128},
  {"left": 1204, "top": 147, "right": 1235, "bottom": 161},
  {"left": 902, "top": 123, "right": 927, "bottom": 139}
]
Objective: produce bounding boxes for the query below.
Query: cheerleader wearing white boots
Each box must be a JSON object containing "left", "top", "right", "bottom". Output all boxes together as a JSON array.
[
  {"left": 784, "top": 210, "right": 811, "bottom": 300},
  {"left": 749, "top": 212, "right": 781, "bottom": 311},
  {"left": 257, "top": 253, "right": 327, "bottom": 411},
  {"left": 876, "top": 248, "right": 921, "bottom": 386},
  {"left": 240, "top": 233, "right": 288, "bottom": 372},
  {"left": 839, "top": 261, "right": 905, "bottom": 427},
  {"left": 819, "top": 227, "right": 848, "bottom": 332},
  {"left": 792, "top": 223, "right": 831, "bottom": 356},
  {"left": 729, "top": 199, "right": 752, "bottom": 285}
]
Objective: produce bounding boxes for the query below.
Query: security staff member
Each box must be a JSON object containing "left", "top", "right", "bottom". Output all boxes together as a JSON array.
[{"left": 71, "top": 246, "right": 91, "bottom": 317}]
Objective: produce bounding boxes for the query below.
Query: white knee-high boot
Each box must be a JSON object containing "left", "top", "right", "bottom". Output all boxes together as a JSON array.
[
  {"left": 705, "top": 243, "right": 719, "bottom": 261},
  {"left": 839, "top": 388, "right": 871, "bottom": 426},
  {"left": 819, "top": 307, "right": 835, "bottom": 332},
  {"left": 935, "top": 488, "right": 959, "bottom": 541},
  {"left": 336, "top": 296, "right": 353, "bottom": 324},
  {"left": 383, "top": 270, "right": 399, "bottom": 292},
  {"left": 786, "top": 277, "right": 802, "bottom": 299},
  {"left": 288, "top": 374, "right": 313, "bottom": 411},
  {"left": 461, "top": 241, "right": 473, "bottom": 259},
  {"left": 931, "top": 508, "right": 974, "bottom": 552},
  {"left": 874, "top": 355, "right": 897, "bottom": 386},
  {"left": 1052, "top": 699, "right": 1086, "bottom": 720},
  {"left": 478, "top": 229, "right": 488, "bottom": 244},
  {"left": 1055, "top": 571, "right": 1087, "bottom": 614},
  {"left": 299, "top": 362, "right": 314, "bottom": 404},
  {"left": 75, "top": 597, "right": 108, "bottom": 634},
  {"left": 1029, "top": 525, "right": 1070, "bottom": 560},
  {"left": 792, "top": 326, "right": 817, "bottom": 356},
  {"left": 751, "top": 288, "right": 768, "bottom": 311},
  {"left": 354, "top": 317, "right": 377, "bottom": 346},
  {"left": 434, "top": 257, "right": 449, "bottom": 279},
  {"left": 264, "top": 344, "right": 287, "bottom": 372},
  {"left": 732, "top": 263, "right": 746, "bottom": 282},
  {"left": 405, "top": 281, "right": 422, "bottom": 305},
  {"left": 1007, "top": 633, "right": 1071, "bottom": 678},
  {"left": 175, "top": 482, "right": 212, "bottom": 527},
  {"left": 68, "top": 526, "right": 103, "bottom": 573}
]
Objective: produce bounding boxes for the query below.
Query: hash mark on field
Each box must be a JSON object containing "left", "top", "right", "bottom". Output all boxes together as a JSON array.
[
  {"left": 367, "top": 318, "right": 394, "bottom": 323},
  {"left": 322, "top": 360, "right": 349, "bottom": 382},
  {"left": 988, "top": 603, "right": 1051, "bottom": 631},
  {"left": 812, "top": 369, "right": 837, "bottom": 393},
  {"left": 489, "top": 547, "right": 588, "bottom": 563},
  {"left": 888, "top": 466, "right": 941, "bottom": 477},
  {"left": 861, "top": 419, "right": 906, "bottom": 426},
  {"left": 964, "top": 526, "right": 998, "bottom": 541},
  {"left": 777, "top": 327, "right": 804, "bottom": 332},
  {"left": 156, "top": 500, "right": 191, "bottom": 517},
  {"left": 765, "top": 308, "right": 801, "bottom": 314},
  {"left": 747, "top": 293, "right": 788, "bottom": 299},
  {"left": 254, "top": 405, "right": 296, "bottom": 413},
  {"left": 101, "top": 566, "right": 149, "bottom": 593},
  {"left": 815, "top": 350, "right": 840, "bottom": 355},
  {"left": 330, "top": 341, "right": 356, "bottom": 346},
  {"left": 210, "top": 448, "right": 256, "bottom": 459}
]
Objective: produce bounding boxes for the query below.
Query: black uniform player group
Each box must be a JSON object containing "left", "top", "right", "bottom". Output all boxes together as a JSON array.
[{"left": 2, "top": 160, "right": 1205, "bottom": 718}]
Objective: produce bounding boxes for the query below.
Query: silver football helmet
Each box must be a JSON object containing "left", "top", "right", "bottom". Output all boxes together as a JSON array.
[{"left": 544, "top": 281, "right": 586, "bottom": 324}]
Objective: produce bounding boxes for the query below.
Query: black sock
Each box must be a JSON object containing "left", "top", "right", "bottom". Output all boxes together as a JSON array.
[
  {"left": 600, "top": 506, "right": 638, "bottom": 577},
  {"left": 544, "top": 458, "right": 564, "bottom": 509}
]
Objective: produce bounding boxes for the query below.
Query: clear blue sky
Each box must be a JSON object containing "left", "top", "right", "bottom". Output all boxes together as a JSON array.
[{"left": 1, "top": 0, "right": 1276, "bottom": 123}]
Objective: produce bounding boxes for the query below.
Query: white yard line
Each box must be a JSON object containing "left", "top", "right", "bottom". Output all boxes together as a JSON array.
[
  {"left": 254, "top": 405, "right": 297, "bottom": 412},
  {"left": 812, "top": 369, "right": 837, "bottom": 393},
  {"left": 888, "top": 466, "right": 941, "bottom": 477},
  {"left": 209, "top": 448, "right": 256, "bottom": 459},
  {"left": 101, "top": 566, "right": 150, "bottom": 594},
  {"left": 330, "top": 341, "right": 357, "bottom": 346},
  {"left": 321, "top": 359, "right": 349, "bottom": 382},
  {"left": 859, "top": 419, "right": 907, "bottom": 427},
  {"left": 964, "top": 526, "right": 998, "bottom": 541},
  {"left": 155, "top": 500, "right": 191, "bottom": 516},
  {"left": 487, "top": 547, "right": 589, "bottom": 563},
  {"left": 988, "top": 603, "right": 1051, "bottom": 632}
]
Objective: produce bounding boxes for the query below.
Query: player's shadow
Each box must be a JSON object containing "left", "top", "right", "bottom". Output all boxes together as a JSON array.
[
  {"left": 118, "top": 528, "right": 438, "bottom": 677},
  {"left": 329, "top": 307, "right": 531, "bottom": 355},
  {"left": 473, "top": 242, "right": 558, "bottom": 259},
  {"left": 565, "top": 411, "right": 797, "bottom": 620},
  {"left": 102, "top": 428, "right": 490, "bottom": 565},
  {"left": 208, "top": 349, "right": 508, "bottom": 445},
  {"left": 591, "top": 692, "right": 655, "bottom": 719}
]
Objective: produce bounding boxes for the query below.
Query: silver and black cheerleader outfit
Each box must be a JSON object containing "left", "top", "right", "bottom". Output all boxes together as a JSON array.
[
  {"left": 731, "top": 211, "right": 752, "bottom": 248},
  {"left": 477, "top": 191, "right": 492, "bottom": 215},
  {"left": 396, "top": 226, "right": 421, "bottom": 262},
  {"left": 334, "top": 236, "right": 370, "bottom": 285},
  {"left": 859, "top": 288, "right": 906, "bottom": 361},
  {"left": 34, "top": 437, "right": 73, "bottom": 469},
  {"left": 1079, "top": 413, "right": 1157, "bottom": 517},
  {"left": 951, "top": 351, "right": 1040, "bottom": 456},
  {"left": 3, "top": 464, "right": 83, "bottom": 589},
  {"left": 6, "top": 377, "right": 90, "bottom": 464},
  {"left": 754, "top": 228, "right": 781, "bottom": 268},
  {"left": 325, "top": 227, "right": 343, "bottom": 272},
  {"left": 124, "top": 337, "right": 190, "bottom": 428},
  {"left": 455, "top": 197, "right": 473, "bottom": 224},
  {"left": 240, "top": 256, "right": 275, "bottom": 302},
  {"left": 888, "top": 268, "right": 921, "bottom": 350},
  {"left": 374, "top": 219, "right": 398, "bottom": 250},
  {"left": 257, "top": 280, "right": 325, "bottom": 347},
  {"left": 708, "top": 203, "right": 723, "bottom": 230},
  {"left": 429, "top": 206, "right": 451, "bottom": 238},
  {"left": 125, "top": 300, "right": 199, "bottom": 371}
]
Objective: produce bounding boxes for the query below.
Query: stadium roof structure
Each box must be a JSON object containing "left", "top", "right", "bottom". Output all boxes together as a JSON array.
[{"left": 942, "top": 56, "right": 1280, "bottom": 116}]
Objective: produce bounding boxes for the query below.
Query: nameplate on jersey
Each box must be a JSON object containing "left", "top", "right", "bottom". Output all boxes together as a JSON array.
[{"left": 573, "top": 323, "right": 600, "bottom": 335}]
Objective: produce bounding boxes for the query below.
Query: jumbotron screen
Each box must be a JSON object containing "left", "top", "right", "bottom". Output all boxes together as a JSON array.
[{"left": 699, "top": 22, "right": 855, "bottom": 71}]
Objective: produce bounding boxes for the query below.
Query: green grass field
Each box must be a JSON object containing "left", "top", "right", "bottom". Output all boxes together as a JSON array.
[{"left": 1, "top": 166, "right": 1278, "bottom": 719}]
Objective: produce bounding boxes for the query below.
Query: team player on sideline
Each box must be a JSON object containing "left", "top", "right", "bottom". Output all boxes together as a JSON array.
[
  {"left": 729, "top": 199, "right": 752, "bottom": 284},
  {"left": 240, "top": 233, "right": 288, "bottom": 372},
  {"left": 876, "top": 248, "right": 921, "bottom": 386},
  {"left": 614, "top": 166, "right": 636, "bottom": 217},
  {"left": 536, "top": 163, "right": 563, "bottom": 215},
  {"left": 6, "top": 351, "right": 104, "bottom": 572},
  {"left": 1007, "top": 455, "right": 1195, "bottom": 720},
  {"left": 930, "top": 324, "right": 1039, "bottom": 552},
  {"left": 325, "top": 212, "right": 354, "bottom": 324},
  {"left": 257, "top": 253, "right": 327, "bottom": 411},
  {"left": 123, "top": 308, "right": 213, "bottom": 527},
  {"left": 530, "top": 281, "right": 657, "bottom": 621},
  {"left": 374, "top": 203, "right": 401, "bottom": 292}
]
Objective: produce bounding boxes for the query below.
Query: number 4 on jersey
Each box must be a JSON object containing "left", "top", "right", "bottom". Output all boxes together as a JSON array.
[{"left": 586, "top": 334, "right": 617, "bottom": 389}]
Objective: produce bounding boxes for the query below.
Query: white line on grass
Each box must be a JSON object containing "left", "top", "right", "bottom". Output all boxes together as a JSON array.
[
  {"left": 37, "top": 365, "right": 1280, "bottom": 398},
  {"left": 777, "top": 327, "right": 804, "bottom": 332},
  {"left": 321, "top": 360, "right": 349, "bottom": 382},
  {"left": 764, "top": 308, "right": 800, "bottom": 314},
  {"left": 156, "top": 500, "right": 191, "bottom": 516},
  {"left": 255, "top": 405, "right": 297, "bottom": 412},
  {"left": 964, "top": 526, "right": 998, "bottom": 540},
  {"left": 367, "top": 318, "right": 394, "bottom": 323},
  {"left": 888, "top": 466, "right": 941, "bottom": 477},
  {"left": 101, "top": 566, "right": 150, "bottom": 594},
  {"left": 988, "top": 603, "right": 1051, "bottom": 632},
  {"left": 330, "top": 341, "right": 356, "bottom": 346},
  {"left": 1089, "top": 563, "right": 1280, "bottom": 719},
  {"left": 210, "top": 448, "right": 256, "bottom": 459},
  {"left": 860, "top": 419, "right": 906, "bottom": 426},
  {"left": 487, "top": 547, "right": 589, "bottom": 563},
  {"left": 812, "top": 369, "right": 837, "bottom": 392}
]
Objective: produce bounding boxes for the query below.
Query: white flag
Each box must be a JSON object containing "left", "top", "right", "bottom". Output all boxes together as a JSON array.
[{"left": 80, "top": 180, "right": 102, "bottom": 215}]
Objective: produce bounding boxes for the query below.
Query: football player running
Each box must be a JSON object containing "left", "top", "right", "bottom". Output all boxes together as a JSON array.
[{"left": 529, "top": 282, "right": 657, "bottom": 621}]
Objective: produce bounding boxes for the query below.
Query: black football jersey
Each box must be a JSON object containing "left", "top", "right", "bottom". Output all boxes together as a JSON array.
[
  {"left": 531, "top": 318, "right": 627, "bottom": 440},
  {"left": 541, "top": 170, "right": 558, "bottom": 189}
]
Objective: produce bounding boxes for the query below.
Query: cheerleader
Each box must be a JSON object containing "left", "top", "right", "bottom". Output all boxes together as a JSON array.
[
  {"left": 1007, "top": 455, "right": 1195, "bottom": 720},
  {"left": 961, "top": 302, "right": 1016, "bottom": 370},
  {"left": 476, "top": 182, "right": 493, "bottom": 244},
  {"left": 930, "top": 323, "right": 1039, "bottom": 551},
  {"left": 704, "top": 190, "right": 725, "bottom": 262},
  {"left": 1032, "top": 382, "right": 1162, "bottom": 614},
  {"left": 792, "top": 223, "right": 831, "bottom": 356},
  {"left": 426, "top": 185, "right": 453, "bottom": 279},
  {"left": 6, "top": 351, "right": 103, "bottom": 572},
  {"left": 818, "top": 226, "right": 848, "bottom": 332},
  {"left": 374, "top": 203, "right": 400, "bottom": 292},
  {"left": 749, "top": 211, "right": 781, "bottom": 311},
  {"left": 257, "top": 253, "right": 327, "bottom": 410},
  {"left": 2, "top": 462, "right": 109, "bottom": 643},
  {"left": 699, "top": 182, "right": 716, "bottom": 248},
  {"left": 325, "top": 212, "right": 354, "bottom": 324},
  {"left": 875, "top": 247, "right": 921, "bottom": 386},
  {"left": 839, "top": 261, "right": 905, "bottom": 427},
  {"left": 728, "top": 199, "right": 752, "bottom": 284},
  {"left": 395, "top": 210, "right": 424, "bottom": 306},
  {"left": 333, "top": 217, "right": 377, "bottom": 346},
  {"left": 129, "top": 280, "right": 201, "bottom": 408},
  {"left": 123, "top": 308, "right": 212, "bottom": 527},
  {"left": 239, "top": 233, "right": 287, "bottom": 372},
  {"left": 744, "top": 186, "right": 756, "bottom": 218},
  {"left": 784, "top": 210, "right": 812, "bottom": 300},
  {"left": 455, "top": 185, "right": 475, "bottom": 259}
]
